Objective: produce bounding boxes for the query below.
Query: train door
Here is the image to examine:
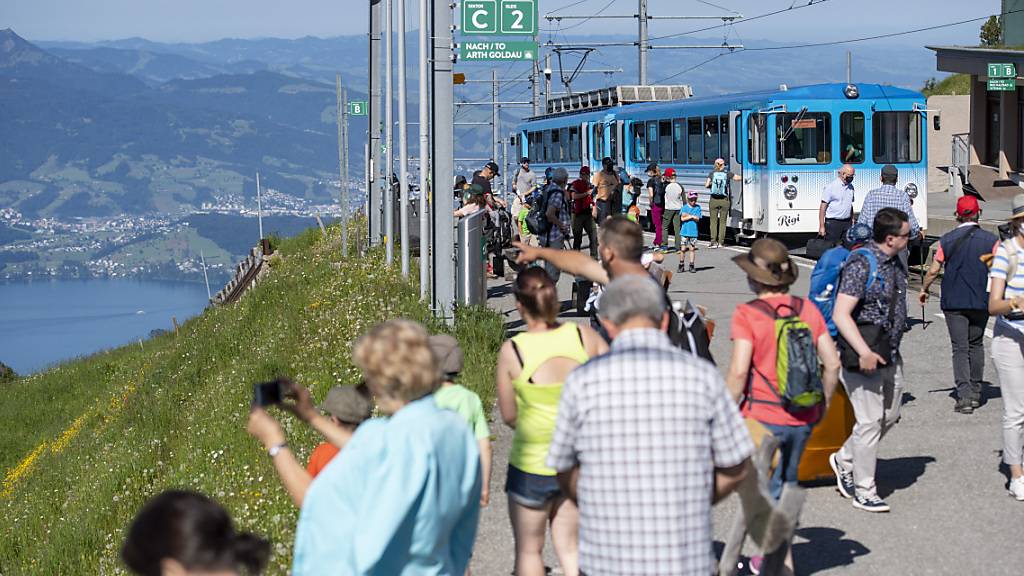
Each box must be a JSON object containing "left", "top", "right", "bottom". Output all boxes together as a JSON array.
[
  {"left": 615, "top": 120, "right": 625, "bottom": 167},
  {"left": 742, "top": 110, "right": 770, "bottom": 232},
  {"left": 580, "top": 122, "right": 590, "bottom": 167},
  {"left": 728, "top": 111, "right": 743, "bottom": 228}
]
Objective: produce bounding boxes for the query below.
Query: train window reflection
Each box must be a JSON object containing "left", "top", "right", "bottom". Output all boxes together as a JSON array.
[
  {"left": 748, "top": 114, "right": 767, "bottom": 165},
  {"left": 687, "top": 118, "right": 702, "bottom": 164},
  {"left": 703, "top": 116, "right": 720, "bottom": 164},
  {"left": 631, "top": 122, "right": 646, "bottom": 162},
  {"left": 659, "top": 120, "right": 673, "bottom": 163},
  {"left": 872, "top": 112, "right": 921, "bottom": 164},
  {"left": 777, "top": 112, "right": 831, "bottom": 164},
  {"left": 672, "top": 119, "right": 686, "bottom": 164}
]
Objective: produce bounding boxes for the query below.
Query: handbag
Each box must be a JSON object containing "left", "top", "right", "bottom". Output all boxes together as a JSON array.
[{"left": 838, "top": 265, "right": 898, "bottom": 371}]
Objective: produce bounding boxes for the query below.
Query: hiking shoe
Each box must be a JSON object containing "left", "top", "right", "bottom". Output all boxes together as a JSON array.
[
  {"left": 677, "top": 264, "right": 685, "bottom": 273},
  {"left": 1010, "top": 477, "right": 1024, "bottom": 501},
  {"left": 852, "top": 493, "right": 890, "bottom": 513},
  {"left": 829, "top": 452, "right": 854, "bottom": 499},
  {"left": 689, "top": 264, "right": 696, "bottom": 273},
  {"left": 955, "top": 396, "right": 974, "bottom": 414}
]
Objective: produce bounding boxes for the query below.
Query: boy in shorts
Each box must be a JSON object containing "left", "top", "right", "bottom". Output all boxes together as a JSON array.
[{"left": 679, "top": 190, "right": 702, "bottom": 273}]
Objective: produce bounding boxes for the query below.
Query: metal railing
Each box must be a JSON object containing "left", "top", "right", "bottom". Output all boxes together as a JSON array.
[{"left": 951, "top": 132, "right": 970, "bottom": 196}]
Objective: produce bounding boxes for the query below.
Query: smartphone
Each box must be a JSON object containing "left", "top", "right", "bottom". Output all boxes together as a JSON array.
[{"left": 252, "top": 379, "right": 284, "bottom": 407}]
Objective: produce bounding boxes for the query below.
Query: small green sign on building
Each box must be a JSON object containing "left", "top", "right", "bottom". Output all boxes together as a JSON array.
[
  {"left": 988, "top": 63, "right": 1016, "bottom": 78},
  {"left": 348, "top": 101, "right": 368, "bottom": 116},
  {"left": 988, "top": 78, "right": 1017, "bottom": 91}
]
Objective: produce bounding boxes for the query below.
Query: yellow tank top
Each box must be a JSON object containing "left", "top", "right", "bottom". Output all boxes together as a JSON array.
[{"left": 508, "top": 323, "right": 591, "bottom": 475}]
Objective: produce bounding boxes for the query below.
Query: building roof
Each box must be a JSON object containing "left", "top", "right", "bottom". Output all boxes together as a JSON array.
[{"left": 927, "top": 45, "right": 1024, "bottom": 76}]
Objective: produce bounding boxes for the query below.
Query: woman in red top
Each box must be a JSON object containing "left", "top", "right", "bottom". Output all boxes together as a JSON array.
[{"left": 725, "top": 239, "right": 841, "bottom": 499}]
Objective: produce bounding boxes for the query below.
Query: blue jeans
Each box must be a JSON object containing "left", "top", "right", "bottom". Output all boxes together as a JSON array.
[{"left": 762, "top": 423, "right": 813, "bottom": 500}]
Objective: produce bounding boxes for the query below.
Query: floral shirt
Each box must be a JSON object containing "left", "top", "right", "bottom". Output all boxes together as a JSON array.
[{"left": 836, "top": 243, "right": 908, "bottom": 360}]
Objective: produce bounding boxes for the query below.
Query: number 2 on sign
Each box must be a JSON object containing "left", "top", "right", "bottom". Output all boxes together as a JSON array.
[{"left": 509, "top": 9, "right": 524, "bottom": 29}]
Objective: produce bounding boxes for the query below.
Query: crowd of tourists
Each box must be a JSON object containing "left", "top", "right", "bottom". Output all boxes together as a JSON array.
[{"left": 119, "top": 167, "right": 1024, "bottom": 574}]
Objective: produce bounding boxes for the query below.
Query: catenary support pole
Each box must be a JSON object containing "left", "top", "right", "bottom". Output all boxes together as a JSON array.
[
  {"left": 492, "top": 69, "right": 499, "bottom": 193},
  {"left": 543, "top": 54, "right": 551, "bottom": 112},
  {"left": 342, "top": 86, "right": 350, "bottom": 255},
  {"left": 336, "top": 74, "right": 348, "bottom": 256},
  {"left": 384, "top": 0, "right": 394, "bottom": 265},
  {"left": 431, "top": 0, "right": 455, "bottom": 321},
  {"left": 256, "top": 171, "right": 264, "bottom": 240},
  {"left": 502, "top": 136, "right": 508, "bottom": 202},
  {"left": 638, "top": 0, "right": 648, "bottom": 85},
  {"left": 369, "top": 0, "right": 383, "bottom": 244},
  {"left": 418, "top": 0, "right": 430, "bottom": 299},
  {"left": 397, "top": 0, "right": 410, "bottom": 276},
  {"left": 532, "top": 59, "right": 540, "bottom": 117}
]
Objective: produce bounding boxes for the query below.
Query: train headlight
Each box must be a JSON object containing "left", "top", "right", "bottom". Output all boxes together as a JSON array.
[
  {"left": 783, "top": 184, "right": 798, "bottom": 200},
  {"left": 904, "top": 182, "right": 918, "bottom": 199},
  {"left": 844, "top": 84, "right": 859, "bottom": 99}
]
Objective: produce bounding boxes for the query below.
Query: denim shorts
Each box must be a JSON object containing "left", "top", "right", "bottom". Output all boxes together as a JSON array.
[
  {"left": 682, "top": 237, "right": 698, "bottom": 249},
  {"left": 505, "top": 464, "right": 562, "bottom": 508}
]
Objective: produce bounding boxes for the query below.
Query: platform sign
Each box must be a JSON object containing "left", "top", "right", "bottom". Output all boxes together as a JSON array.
[
  {"left": 348, "top": 101, "right": 368, "bottom": 116},
  {"left": 988, "top": 78, "right": 1017, "bottom": 91},
  {"left": 461, "top": 40, "right": 538, "bottom": 61},
  {"left": 462, "top": 1, "right": 498, "bottom": 34},
  {"left": 500, "top": 1, "right": 537, "bottom": 35},
  {"left": 988, "top": 63, "right": 1016, "bottom": 78}
]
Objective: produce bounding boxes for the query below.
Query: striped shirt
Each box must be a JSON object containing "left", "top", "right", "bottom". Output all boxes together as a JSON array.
[
  {"left": 546, "top": 328, "right": 753, "bottom": 576},
  {"left": 990, "top": 237, "right": 1024, "bottom": 334},
  {"left": 856, "top": 184, "right": 921, "bottom": 237}
]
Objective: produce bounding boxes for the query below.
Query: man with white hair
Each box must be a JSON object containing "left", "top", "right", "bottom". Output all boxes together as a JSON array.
[{"left": 546, "top": 275, "right": 753, "bottom": 576}]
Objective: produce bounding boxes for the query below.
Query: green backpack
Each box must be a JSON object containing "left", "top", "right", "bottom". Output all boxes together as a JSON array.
[{"left": 745, "top": 297, "right": 824, "bottom": 411}]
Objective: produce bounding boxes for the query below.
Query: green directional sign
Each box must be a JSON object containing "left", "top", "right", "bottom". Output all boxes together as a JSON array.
[
  {"left": 988, "top": 62, "right": 1016, "bottom": 78},
  {"left": 462, "top": 0, "right": 498, "bottom": 34},
  {"left": 988, "top": 78, "right": 1017, "bottom": 91},
  {"left": 461, "top": 40, "right": 538, "bottom": 61},
  {"left": 348, "top": 101, "right": 368, "bottom": 116},
  {"left": 500, "top": 1, "right": 537, "bottom": 35}
]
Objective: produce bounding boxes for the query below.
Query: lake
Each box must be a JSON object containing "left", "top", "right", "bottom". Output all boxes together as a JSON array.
[{"left": 1, "top": 279, "right": 210, "bottom": 375}]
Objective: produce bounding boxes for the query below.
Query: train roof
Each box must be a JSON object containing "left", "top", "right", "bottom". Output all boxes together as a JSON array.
[{"left": 519, "top": 83, "right": 924, "bottom": 126}]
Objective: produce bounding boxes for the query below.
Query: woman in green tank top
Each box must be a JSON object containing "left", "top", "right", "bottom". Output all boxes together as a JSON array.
[{"left": 496, "top": 268, "right": 608, "bottom": 576}]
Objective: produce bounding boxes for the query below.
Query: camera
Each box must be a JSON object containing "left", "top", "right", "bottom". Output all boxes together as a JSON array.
[{"left": 252, "top": 378, "right": 287, "bottom": 407}]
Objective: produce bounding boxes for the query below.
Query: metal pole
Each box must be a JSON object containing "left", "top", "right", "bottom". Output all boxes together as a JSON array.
[
  {"left": 502, "top": 136, "right": 508, "bottom": 201},
  {"left": 384, "top": 0, "right": 394, "bottom": 265},
  {"left": 543, "top": 54, "right": 551, "bottom": 111},
  {"left": 369, "top": 0, "right": 383, "bottom": 244},
  {"left": 532, "top": 59, "right": 540, "bottom": 116},
  {"left": 200, "top": 250, "right": 211, "bottom": 301},
  {"left": 431, "top": 0, "right": 455, "bottom": 321},
  {"left": 342, "top": 87, "right": 350, "bottom": 254},
  {"left": 256, "top": 171, "right": 264, "bottom": 240},
  {"left": 398, "top": 0, "right": 410, "bottom": 276},
  {"left": 492, "top": 69, "right": 499, "bottom": 191},
  {"left": 638, "top": 0, "right": 648, "bottom": 85},
  {"left": 418, "top": 0, "right": 430, "bottom": 299},
  {"left": 846, "top": 50, "right": 852, "bottom": 84},
  {"left": 336, "top": 74, "right": 348, "bottom": 256}
]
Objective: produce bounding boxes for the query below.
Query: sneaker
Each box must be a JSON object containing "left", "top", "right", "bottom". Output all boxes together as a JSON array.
[
  {"left": 829, "top": 452, "right": 854, "bottom": 499},
  {"left": 954, "top": 396, "right": 974, "bottom": 414},
  {"left": 852, "top": 493, "right": 890, "bottom": 513},
  {"left": 689, "top": 264, "right": 696, "bottom": 273},
  {"left": 677, "top": 264, "right": 685, "bottom": 273},
  {"left": 1009, "top": 477, "right": 1024, "bottom": 501},
  {"left": 748, "top": 555, "right": 763, "bottom": 575}
]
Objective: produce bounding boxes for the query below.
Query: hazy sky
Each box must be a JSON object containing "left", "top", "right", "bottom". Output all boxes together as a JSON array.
[{"left": 3, "top": 0, "right": 993, "bottom": 45}]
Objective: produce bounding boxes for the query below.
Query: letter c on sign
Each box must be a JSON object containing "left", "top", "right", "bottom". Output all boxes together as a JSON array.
[{"left": 472, "top": 9, "right": 487, "bottom": 29}]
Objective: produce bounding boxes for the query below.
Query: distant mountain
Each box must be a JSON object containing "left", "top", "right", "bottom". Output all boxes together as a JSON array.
[
  {"left": 47, "top": 45, "right": 267, "bottom": 86},
  {"left": 0, "top": 30, "right": 360, "bottom": 218}
]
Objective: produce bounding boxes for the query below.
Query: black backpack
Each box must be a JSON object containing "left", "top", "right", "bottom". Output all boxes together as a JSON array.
[
  {"left": 526, "top": 183, "right": 557, "bottom": 236},
  {"left": 487, "top": 207, "right": 514, "bottom": 252}
]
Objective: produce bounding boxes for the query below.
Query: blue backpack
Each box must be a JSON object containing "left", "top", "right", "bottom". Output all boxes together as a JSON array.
[
  {"left": 809, "top": 246, "right": 879, "bottom": 337},
  {"left": 710, "top": 171, "right": 729, "bottom": 197}
]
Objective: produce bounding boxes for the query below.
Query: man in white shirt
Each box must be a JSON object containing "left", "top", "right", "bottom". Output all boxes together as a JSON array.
[{"left": 819, "top": 164, "right": 856, "bottom": 243}]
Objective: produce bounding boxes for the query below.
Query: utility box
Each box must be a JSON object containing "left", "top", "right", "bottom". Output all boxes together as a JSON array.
[{"left": 456, "top": 210, "right": 488, "bottom": 306}]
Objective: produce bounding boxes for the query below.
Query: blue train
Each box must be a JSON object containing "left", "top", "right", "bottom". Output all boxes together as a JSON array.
[{"left": 514, "top": 83, "right": 928, "bottom": 236}]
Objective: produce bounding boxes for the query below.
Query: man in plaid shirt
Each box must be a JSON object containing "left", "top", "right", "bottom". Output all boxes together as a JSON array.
[
  {"left": 856, "top": 164, "right": 922, "bottom": 240},
  {"left": 547, "top": 275, "right": 754, "bottom": 576}
]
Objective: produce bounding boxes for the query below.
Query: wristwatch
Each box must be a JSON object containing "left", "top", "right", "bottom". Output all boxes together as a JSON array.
[{"left": 268, "top": 442, "right": 288, "bottom": 457}]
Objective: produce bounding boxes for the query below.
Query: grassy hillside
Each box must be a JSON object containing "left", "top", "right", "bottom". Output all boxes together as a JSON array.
[{"left": 0, "top": 221, "right": 505, "bottom": 574}]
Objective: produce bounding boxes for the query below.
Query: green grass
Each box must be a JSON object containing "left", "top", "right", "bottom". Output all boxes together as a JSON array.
[
  {"left": 0, "top": 220, "right": 505, "bottom": 574},
  {"left": 922, "top": 73, "right": 971, "bottom": 97}
]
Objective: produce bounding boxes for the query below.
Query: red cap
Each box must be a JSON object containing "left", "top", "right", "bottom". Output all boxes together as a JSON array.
[
  {"left": 664, "top": 167, "right": 676, "bottom": 178},
  {"left": 580, "top": 166, "right": 591, "bottom": 175},
  {"left": 956, "top": 195, "right": 980, "bottom": 217}
]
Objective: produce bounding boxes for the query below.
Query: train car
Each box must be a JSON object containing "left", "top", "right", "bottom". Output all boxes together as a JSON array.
[{"left": 515, "top": 83, "right": 928, "bottom": 238}]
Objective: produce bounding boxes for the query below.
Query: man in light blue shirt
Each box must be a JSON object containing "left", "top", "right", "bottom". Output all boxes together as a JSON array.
[
  {"left": 291, "top": 321, "right": 482, "bottom": 576},
  {"left": 818, "top": 164, "right": 856, "bottom": 243}
]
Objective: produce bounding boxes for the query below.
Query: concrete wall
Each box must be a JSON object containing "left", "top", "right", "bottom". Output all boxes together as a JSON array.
[{"left": 927, "top": 95, "right": 970, "bottom": 194}]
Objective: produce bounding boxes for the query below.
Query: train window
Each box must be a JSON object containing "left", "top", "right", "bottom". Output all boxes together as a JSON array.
[
  {"left": 748, "top": 114, "right": 767, "bottom": 165},
  {"left": 719, "top": 115, "right": 730, "bottom": 162},
  {"left": 672, "top": 119, "right": 686, "bottom": 164},
  {"left": 647, "top": 121, "right": 658, "bottom": 163},
  {"left": 659, "top": 120, "right": 673, "bottom": 163},
  {"left": 840, "top": 112, "right": 865, "bottom": 164},
  {"left": 703, "top": 116, "right": 720, "bottom": 164},
  {"left": 558, "top": 127, "right": 569, "bottom": 162},
  {"left": 606, "top": 121, "right": 614, "bottom": 161},
  {"left": 872, "top": 112, "right": 922, "bottom": 164},
  {"left": 568, "top": 126, "right": 580, "bottom": 161},
  {"left": 777, "top": 112, "right": 831, "bottom": 164},
  {"left": 543, "top": 130, "right": 552, "bottom": 163},
  {"left": 687, "top": 118, "right": 702, "bottom": 164},
  {"left": 632, "top": 122, "right": 646, "bottom": 162},
  {"left": 594, "top": 122, "right": 605, "bottom": 160}
]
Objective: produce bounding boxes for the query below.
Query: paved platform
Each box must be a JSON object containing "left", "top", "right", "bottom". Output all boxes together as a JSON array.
[{"left": 471, "top": 237, "right": 1023, "bottom": 576}]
